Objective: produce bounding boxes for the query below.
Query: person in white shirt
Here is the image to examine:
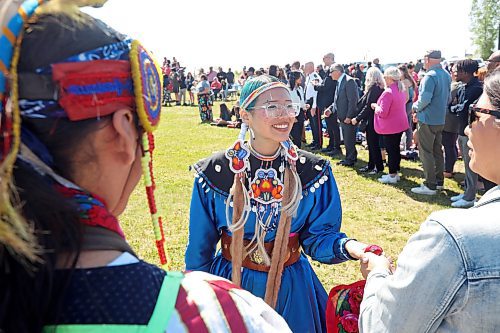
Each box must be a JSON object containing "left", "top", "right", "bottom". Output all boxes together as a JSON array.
[{"left": 304, "top": 62, "right": 322, "bottom": 148}]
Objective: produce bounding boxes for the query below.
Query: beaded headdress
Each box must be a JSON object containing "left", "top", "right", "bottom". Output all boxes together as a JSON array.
[{"left": 0, "top": 0, "right": 168, "bottom": 268}]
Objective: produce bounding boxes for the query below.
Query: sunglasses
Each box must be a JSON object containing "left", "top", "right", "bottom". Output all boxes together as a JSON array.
[
  {"left": 249, "top": 103, "right": 300, "bottom": 117},
  {"left": 468, "top": 104, "right": 500, "bottom": 125}
]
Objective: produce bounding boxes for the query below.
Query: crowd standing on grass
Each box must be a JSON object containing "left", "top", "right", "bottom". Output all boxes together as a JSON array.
[{"left": 170, "top": 49, "right": 500, "bottom": 209}]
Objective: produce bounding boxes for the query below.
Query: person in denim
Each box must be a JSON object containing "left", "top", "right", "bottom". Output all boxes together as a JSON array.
[
  {"left": 411, "top": 50, "right": 451, "bottom": 195},
  {"left": 358, "top": 70, "right": 500, "bottom": 333}
]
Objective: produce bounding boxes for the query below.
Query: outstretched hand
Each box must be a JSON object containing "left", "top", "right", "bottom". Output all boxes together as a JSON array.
[
  {"left": 360, "top": 252, "right": 394, "bottom": 279},
  {"left": 344, "top": 240, "right": 369, "bottom": 260}
]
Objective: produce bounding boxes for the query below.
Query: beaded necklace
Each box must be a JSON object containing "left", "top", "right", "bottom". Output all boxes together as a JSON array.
[{"left": 226, "top": 140, "right": 290, "bottom": 236}]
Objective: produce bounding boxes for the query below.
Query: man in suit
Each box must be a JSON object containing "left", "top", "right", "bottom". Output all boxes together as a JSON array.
[
  {"left": 326, "top": 63, "right": 359, "bottom": 166},
  {"left": 314, "top": 52, "right": 341, "bottom": 155}
]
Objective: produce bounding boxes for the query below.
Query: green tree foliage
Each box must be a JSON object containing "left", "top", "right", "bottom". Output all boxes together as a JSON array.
[{"left": 470, "top": 0, "right": 499, "bottom": 59}]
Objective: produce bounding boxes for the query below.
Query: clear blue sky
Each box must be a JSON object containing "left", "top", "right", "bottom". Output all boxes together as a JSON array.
[{"left": 85, "top": 0, "right": 475, "bottom": 73}]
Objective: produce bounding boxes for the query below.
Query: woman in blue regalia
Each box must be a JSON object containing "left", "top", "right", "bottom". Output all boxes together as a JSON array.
[{"left": 186, "top": 74, "right": 369, "bottom": 332}]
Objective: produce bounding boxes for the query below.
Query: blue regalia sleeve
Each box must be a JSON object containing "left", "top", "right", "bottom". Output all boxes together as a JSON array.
[
  {"left": 300, "top": 167, "right": 353, "bottom": 264},
  {"left": 185, "top": 177, "right": 220, "bottom": 272}
]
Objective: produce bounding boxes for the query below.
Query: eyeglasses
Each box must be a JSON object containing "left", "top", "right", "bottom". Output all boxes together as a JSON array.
[
  {"left": 468, "top": 104, "right": 500, "bottom": 125},
  {"left": 249, "top": 103, "right": 300, "bottom": 117}
]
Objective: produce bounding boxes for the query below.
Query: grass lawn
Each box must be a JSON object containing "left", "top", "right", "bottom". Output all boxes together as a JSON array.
[{"left": 120, "top": 100, "right": 466, "bottom": 289}]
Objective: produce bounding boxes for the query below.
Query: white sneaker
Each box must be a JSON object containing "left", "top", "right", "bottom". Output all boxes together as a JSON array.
[
  {"left": 451, "top": 198, "right": 475, "bottom": 208},
  {"left": 411, "top": 184, "right": 437, "bottom": 195},
  {"left": 379, "top": 173, "right": 401, "bottom": 180},
  {"left": 450, "top": 193, "right": 464, "bottom": 202},
  {"left": 379, "top": 174, "right": 398, "bottom": 184},
  {"left": 378, "top": 174, "right": 388, "bottom": 181}
]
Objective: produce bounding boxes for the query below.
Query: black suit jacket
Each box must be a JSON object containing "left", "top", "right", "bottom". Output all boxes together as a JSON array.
[
  {"left": 356, "top": 85, "right": 384, "bottom": 125},
  {"left": 314, "top": 75, "right": 337, "bottom": 109}
]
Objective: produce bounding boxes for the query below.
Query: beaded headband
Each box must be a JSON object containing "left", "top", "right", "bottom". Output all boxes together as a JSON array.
[
  {"left": 240, "top": 81, "right": 291, "bottom": 110},
  {"left": 0, "top": 0, "right": 168, "bottom": 268}
]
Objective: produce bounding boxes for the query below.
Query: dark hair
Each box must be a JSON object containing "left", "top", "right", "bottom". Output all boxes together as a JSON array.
[
  {"left": 201, "top": 74, "right": 207, "bottom": 80},
  {"left": 292, "top": 61, "right": 300, "bottom": 69},
  {"left": 1, "top": 12, "right": 132, "bottom": 332},
  {"left": 484, "top": 69, "right": 500, "bottom": 110},
  {"left": 289, "top": 71, "right": 302, "bottom": 90},
  {"left": 1, "top": 115, "right": 114, "bottom": 332},
  {"left": 220, "top": 103, "right": 231, "bottom": 121},
  {"left": 268, "top": 65, "right": 278, "bottom": 77},
  {"left": 455, "top": 59, "right": 479, "bottom": 75}
]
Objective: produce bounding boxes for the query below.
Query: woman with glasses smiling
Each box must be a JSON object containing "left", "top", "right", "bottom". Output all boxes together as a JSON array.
[
  {"left": 186, "top": 74, "right": 370, "bottom": 332},
  {"left": 358, "top": 69, "right": 500, "bottom": 333}
]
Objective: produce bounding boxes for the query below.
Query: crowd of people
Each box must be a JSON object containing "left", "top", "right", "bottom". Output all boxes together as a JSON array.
[
  {"left": 189, "top": 50, "right": 500, "bottom": 208},
  {"left": 1, "top": 1, "right": 500, "bottom": 333}
]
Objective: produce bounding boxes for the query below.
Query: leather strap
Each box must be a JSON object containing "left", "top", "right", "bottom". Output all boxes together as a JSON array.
[{"left": 220, "top": 230, "right": 301, "bottom": 272}]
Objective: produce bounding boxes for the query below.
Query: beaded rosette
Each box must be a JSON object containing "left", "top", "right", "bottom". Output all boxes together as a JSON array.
[{"left": 225, "top": 139, "right": 300, "bottom": 242}]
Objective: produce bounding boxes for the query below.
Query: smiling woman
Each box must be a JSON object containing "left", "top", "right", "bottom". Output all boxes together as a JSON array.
[{"left": 186, "top": 74, "right": 371, "bottom": 332}]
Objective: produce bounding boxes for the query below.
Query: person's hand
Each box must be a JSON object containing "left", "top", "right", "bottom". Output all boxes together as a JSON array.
[
  {"left": 370, "top": 103, "right": 377, "bottom": 110},
  {"left": 351, "top": 118, "right": 358, "bottom": 125},
  {"left": 305, "top": 103, "right": 311, "bottom": 110},
  {"left": 412, "top": 112, "right": 418, "bottom": 123},
  {"left": 344, "top": 117, "right": 352, "bottom": 124},
  {"left": 344, "top": 240, "right": 369, "bottom": 260},
  {"left": 324, "top": 108, "right": 332, "bottom": 117},
  {"left": 360, "top": 252, "right": 394, "bottom": 279},
  {"left": 311, "top": 107, "right": 316, "bottom": 117}
]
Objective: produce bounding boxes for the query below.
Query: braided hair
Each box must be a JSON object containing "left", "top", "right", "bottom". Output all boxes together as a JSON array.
[{"left": 455, "top": 59, "right": 479, "bottom": 75}]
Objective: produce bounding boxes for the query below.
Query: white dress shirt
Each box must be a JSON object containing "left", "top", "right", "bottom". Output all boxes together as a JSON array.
[
  {"left": 305, "top": 72, "right": 322, "bottom": 108},
  {"left": 290, "top": 86, "right": 306, "bottom": 109}
]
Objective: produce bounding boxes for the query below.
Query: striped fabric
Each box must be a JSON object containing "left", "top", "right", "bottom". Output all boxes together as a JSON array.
[{"left": 167, "top": 271, "right": 291, "bottom": 333}]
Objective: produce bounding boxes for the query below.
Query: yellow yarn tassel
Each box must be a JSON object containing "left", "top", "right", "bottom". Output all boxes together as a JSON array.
[{"left": 0, "top": 30, "right": 39, "bottom": 263}]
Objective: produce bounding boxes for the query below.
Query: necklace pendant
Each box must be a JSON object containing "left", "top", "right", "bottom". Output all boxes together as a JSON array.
[{"left": 249, "top": 167, "right": 284, "bottom": 204}]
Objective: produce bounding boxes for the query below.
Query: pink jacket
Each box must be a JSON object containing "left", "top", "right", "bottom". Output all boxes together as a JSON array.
[{"left": 374, "top": 82, "right": 409, "bottom": 135}]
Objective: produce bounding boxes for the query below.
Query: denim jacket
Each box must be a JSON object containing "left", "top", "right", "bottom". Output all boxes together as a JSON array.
[
  {"left": 414, "top": 64, "right": 451, "bottom": 126},
  {"left": 360, "top": 186, "right": 500, "bottom": 333}
]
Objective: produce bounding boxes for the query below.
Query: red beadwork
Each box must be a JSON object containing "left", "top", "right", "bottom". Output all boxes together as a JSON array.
[{"left": 144, "top": 132, "right": 167, "bottom": 267}]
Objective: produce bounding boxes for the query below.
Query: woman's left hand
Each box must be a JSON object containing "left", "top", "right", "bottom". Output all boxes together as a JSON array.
[
  {"left": 370, "top": 103, "right": 377, "bottom": 110},
  {"left": 344, "top": 240, "right": 369, "bottom": 260}
]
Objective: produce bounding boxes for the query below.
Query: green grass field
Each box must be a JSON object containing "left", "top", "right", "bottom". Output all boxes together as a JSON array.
[{"left": 120, "top": 100, "right": 465, "bottom": 290}]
